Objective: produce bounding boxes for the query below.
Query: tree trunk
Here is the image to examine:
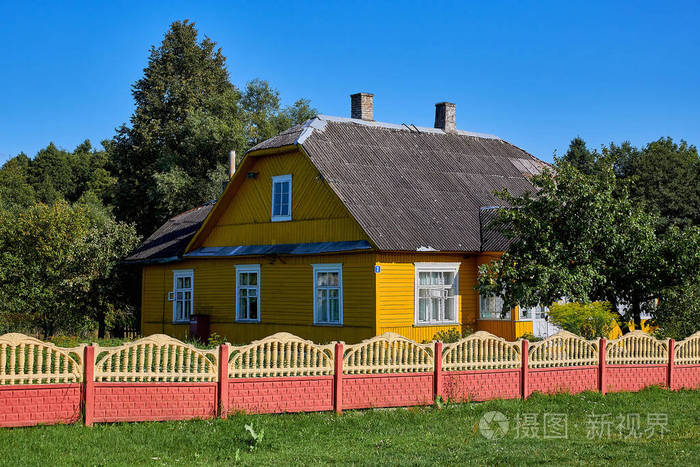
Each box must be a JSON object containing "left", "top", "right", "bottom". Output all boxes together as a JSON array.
[
  {"left": 97, "top": 311, "right": 106, "bottom": 339},
  {"left": 611, "top": 297, "right": 630, "bottom": 335},
  {"left": 631, "top": 300, "right": 642, "bottom": 330}
]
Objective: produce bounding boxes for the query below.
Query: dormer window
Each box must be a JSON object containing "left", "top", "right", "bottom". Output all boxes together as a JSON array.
[{"left": 271, "top": 174, "right": 292, "bottom": 222}]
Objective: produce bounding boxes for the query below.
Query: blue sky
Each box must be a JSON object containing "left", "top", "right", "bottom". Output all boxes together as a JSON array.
[{"left": 1, "top": 1, "right": 699, "bottom": 163}]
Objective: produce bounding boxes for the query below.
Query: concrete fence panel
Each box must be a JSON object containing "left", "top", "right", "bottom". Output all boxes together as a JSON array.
[{"left": 0, "top": 333, "right": 83, "bottom": 427}]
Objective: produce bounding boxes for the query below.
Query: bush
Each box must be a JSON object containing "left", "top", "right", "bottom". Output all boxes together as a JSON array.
[
  {"left": 431, "top": 327, "right": 472, "bottom": 343},
  {"left": 519, "top": 332, "right": 543, "bottom": 342},
  {"left": 547, "top": 301, "right": 617, "bottom": 339}
]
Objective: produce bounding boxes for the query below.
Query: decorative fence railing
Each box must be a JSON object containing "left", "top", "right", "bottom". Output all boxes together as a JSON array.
[
  {"left": 342, "top": 333, "right": 433, "bottom": 374},
  {"left": 606, "top": 331, "right": 668, "bottom": 365},
  {"left": 93, "top": 334, "right": 218, "bottom": 383},
  {"left": 1, "top": 330, "right": 699, "bottom": 428},
  {"left": 443, "top": 332, "right": 521, "bottom": 371},
  {"left": 528, "top": 330, "right": 599, "bottom": 368},
  {"left": 673, "top": 331, "right": 700, "bottom": 365},
  {"left": 228, "top": 333, "right": 335, "bottom": 378},
  {"left": 0, "top": 333, "right": 84, "bottom": 385}
]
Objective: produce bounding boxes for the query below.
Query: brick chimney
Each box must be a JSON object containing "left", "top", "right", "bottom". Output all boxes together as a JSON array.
[
  {"left": 351, "top": 92, "right": 374, "bottom": 121},
  {"left": 434, "top": 102, "right": 456, "bottom": 133}
]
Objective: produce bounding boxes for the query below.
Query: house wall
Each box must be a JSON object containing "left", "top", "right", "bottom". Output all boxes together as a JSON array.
[
  {"left": 191, "top": 149, "right": 370, "bottom": 248},
  {"left": 141, "top": 252, "right": 377, "bottom": 344},
  {"left": 374, "top": 252, "right": 533, "bottom": 342},
  {"left": 374, "top": 252, "right": 479, "bottom": 342}
]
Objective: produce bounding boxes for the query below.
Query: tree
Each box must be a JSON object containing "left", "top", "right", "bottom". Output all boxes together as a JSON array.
[
  {"left": 611, "top": 137, "right": 700, "bottom": 230},
  {"left": 0, "top": 153, "right": 36, "bottom": 211},
  {"left": 653, "top": 281, "right": 700, "bottom": 339},
  {"left": 108, "top": 20, "right": 317, "bottom": 235},
  {"left": 108, "top": 20, "right": 244, "bottom": 235},
  {"left": 241, "top": 80, "right": 317, "bottom": 148},
  {"left": 561, "top": 137, "right": 598, "bottom": 175},
  {"left": 0, "top": 141, "right": 115, "bottom": 211},
  {"left": 476, "top": 161, "right": 700, "bottom": 329},
  {"left": 0, "top": 201, "right": 139, "bottom": 337}
]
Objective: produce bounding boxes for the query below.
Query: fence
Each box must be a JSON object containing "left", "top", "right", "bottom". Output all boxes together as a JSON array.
[{"left": 1, "top": 330, "right": 699, "bottom": 427}]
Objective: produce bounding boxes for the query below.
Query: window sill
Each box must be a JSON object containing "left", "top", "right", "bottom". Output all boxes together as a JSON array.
[
  {"left": 235, "top": 319, "right": 261, "bottom": 324},
  {"left": 313, "top": 322, "right": 343, "bottom": 327},
  {"left": 172, "top": 320, "right": 190, "bottom": 325},
  {"left": 271, "top": 216, "right": 292, "bottom": 222},
  {"left": 478, "top": 318, "right": 513, "bottom": 322}
]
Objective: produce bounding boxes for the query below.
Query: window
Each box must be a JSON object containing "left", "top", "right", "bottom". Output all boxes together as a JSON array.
[
  {"left": 520, "top": 303, "right": 547, "bottom": 321},
  {"left": 479, "top": 294, "right": 511, "bottom": 320},
  {"left": 313, "top": 264, "right": 343, "bottom": 325},
  {"left": 414, "top": 263, "right": 459, "bottom": 325},
  {"left": 271, "top": 174, "right": 292, "bottom": 221},
  {"left": 236, "top": 264, "right": 260, "bottom": 322},
  {"left": 171, "top": 270, "right": 193, "bottom": 323}
]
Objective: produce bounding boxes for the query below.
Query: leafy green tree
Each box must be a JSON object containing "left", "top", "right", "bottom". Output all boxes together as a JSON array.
[
  {"left": 108, "top": 20, "right": 317, "bottom": 235},
  {"left": 1, "top": 141, "right": 115, "bottom": 211},
  {"left": 561, "top": 137, "right": 598, "bottom": 175},
  {"left": 0, "top": 153, "right": 36, "bottom": 211},
  {"left": 241, "top": 80, "right": 317, "bottom": 148},
  {"left": 0, "top": 201, "right": 139, "bottom": 337},
  {"left": 476, "top": 161, "right": 700, "bottom": 329},
  {"left": 653, "top": 281, "right": 700, "bottom": 339},
  {"left": 611, "top": 137, "right": 700, "bottom": 229},
  {"left": 108, "top": 20, "right": 244, "bottom": 235}
]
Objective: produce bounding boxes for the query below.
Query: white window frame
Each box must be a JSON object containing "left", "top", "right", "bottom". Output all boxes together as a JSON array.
[
  {"left": 479, "top": 293, "right": 511, "bottom": 321},
  {"left": 170, "top": 269, "right": 194, "bottom": 323},
  {"left": 413, "top": 262, "right": 460, "bottom": 326},
  {"left": 519, "top": 303, "right": 549, "bottom": 321},
  {"left": 518, "top": 304, "right": 533, "bottom": 321},
  {"left": 312, "top": 263, "right": 343, "bottom": 326},
  {"left": 271, "top": 174, "right": 292, "bottom": 222},
  {"left": 235, "top": 264, "right": 261, "bottom": 323}
]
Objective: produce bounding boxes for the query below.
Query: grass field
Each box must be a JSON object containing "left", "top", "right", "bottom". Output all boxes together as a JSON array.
[{"left": 0, "top": 387, "right": 698, "bottom": 465}]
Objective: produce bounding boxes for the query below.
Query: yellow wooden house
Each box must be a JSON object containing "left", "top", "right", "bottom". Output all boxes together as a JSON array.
[{"left": 127, "top": 94, "right": 550, "bottom": 343}]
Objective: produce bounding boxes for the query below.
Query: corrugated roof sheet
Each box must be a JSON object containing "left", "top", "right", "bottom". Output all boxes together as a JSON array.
[
  {"left": 125, "top": 204, "right": 213, "bottom": 262},
  {"left": 292, "top": 117, "right": 548, "bottom": 252}
]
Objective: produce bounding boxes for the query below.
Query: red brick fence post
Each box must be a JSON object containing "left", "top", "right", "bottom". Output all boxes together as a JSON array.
[
  {"left": 334, "top": 342, "right": 344, "bottom": 414},
  {"left": 218, "top": 344, "right": 230, "bottom": 418},
  {"left": 521, "top": 339, "right": 529, "bottom": 399},
  {"left": 667, "top": 339, "right": 675, "bottom": 390},
  {"left": 434, "top": 341, "right": 443, "bottom": 401},
  {"left": 598, "top": 338, "right": 607, "bottom": 394},
  {"left": 83, "top": 345, "right": 95, "bottom": 427}
]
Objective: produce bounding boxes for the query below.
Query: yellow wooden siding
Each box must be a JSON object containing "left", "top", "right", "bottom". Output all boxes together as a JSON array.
[
  {"left": 198, "top": 150, "right": 369, "bottom": 247},
  {"left": 374, "top": 253, "right": 480, "bottom": 342},
  {"left": 514, "top": 320, "right": 534, "bottom": 339},
  {"left": 141, "top": 253, "right": 376, "bottom": 344},
  {"left": 477, "top": 320, "right": 533, "bottom": 341}
]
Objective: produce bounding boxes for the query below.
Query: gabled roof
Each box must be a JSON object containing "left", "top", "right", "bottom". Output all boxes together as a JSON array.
[
  {"left": 132, "top": 114, "right": 549, "bottom": 262},
  {"left": 248, "top": 115, "right": 548, "bottom": 252}
]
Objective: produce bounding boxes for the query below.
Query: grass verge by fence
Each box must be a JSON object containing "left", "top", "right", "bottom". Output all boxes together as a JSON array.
[{"left": 0, "top": 387, "right": 697, "bottom": 465}]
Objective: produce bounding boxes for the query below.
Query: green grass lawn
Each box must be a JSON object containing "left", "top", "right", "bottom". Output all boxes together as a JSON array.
[{"left": 0, "top": 387, "right": 698, "bottom": 466}]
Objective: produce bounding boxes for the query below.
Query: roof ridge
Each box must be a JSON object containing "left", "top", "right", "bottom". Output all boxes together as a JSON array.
[{"left": 314, "top": 114, "right": 502, "bottom": 139}]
